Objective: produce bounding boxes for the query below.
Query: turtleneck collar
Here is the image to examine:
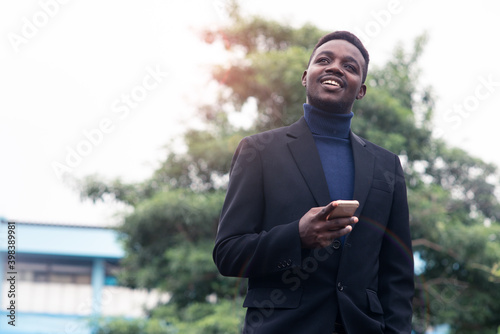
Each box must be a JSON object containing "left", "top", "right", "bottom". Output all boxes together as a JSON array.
[{"left": 303, "top": 103, "right": 353, "bottom": 139}]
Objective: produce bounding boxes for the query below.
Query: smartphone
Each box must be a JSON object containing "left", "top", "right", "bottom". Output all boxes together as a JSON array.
[{"left": 327, "top": 200, "right": 359, "bottom": 218}]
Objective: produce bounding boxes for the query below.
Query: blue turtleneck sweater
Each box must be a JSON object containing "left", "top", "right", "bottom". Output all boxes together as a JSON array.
[{"left": 303, "top": 103, "right": 355, "bottom": 208}]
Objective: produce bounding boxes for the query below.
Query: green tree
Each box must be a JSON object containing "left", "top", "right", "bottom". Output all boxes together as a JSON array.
[{"left": 81, "top": 8, "right": 500, "bottom": 333}]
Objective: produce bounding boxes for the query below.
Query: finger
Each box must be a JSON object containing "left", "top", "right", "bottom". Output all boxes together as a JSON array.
[
  {"left": 326, "top": 224, "right": 353, "bottom": 240},
  {"left": 327, "top": 216, "right": 358, "bottom": 230},
  {"left": 316, "top": 201, "right": 338, "bottom": 220}
]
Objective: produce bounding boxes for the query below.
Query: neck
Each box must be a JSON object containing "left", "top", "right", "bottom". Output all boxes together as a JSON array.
[
  {"left": 303, "top": 103, "right": 353, "bottom": 139},
  {"left": 305, "top": 96, "right": 352, "bottom": 115}
]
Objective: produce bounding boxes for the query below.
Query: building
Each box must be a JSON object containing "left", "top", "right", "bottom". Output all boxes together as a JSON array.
[{"left": 0, "top": 218, "right": 169, "bottom": 334}]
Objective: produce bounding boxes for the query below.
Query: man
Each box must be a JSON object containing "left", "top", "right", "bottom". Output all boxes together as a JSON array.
[{"left": 213, "top": 31, "right": 414, "bottom": 333}]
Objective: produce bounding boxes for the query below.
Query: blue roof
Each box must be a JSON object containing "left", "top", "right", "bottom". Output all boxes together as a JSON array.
[{"left": 0, "top": 221, "right": 125, "bottom": 259}]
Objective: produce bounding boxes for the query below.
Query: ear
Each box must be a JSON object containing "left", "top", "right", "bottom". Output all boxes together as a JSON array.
[
  {"left": 356, "top": 84, "right": 367, "bottom": 100},
  {"left": 301, "top": 70, "right": 308, "bottom": 87}
]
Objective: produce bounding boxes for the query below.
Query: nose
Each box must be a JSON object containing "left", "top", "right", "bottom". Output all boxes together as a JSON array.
[{"left": 325, "top": 60, "right": 343, "bottom": 75}]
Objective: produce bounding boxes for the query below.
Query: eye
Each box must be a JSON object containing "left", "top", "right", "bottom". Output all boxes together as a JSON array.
[
  {"left": 316, "top": 57, "right": 329, "bottom": 64},
  {"left": 344, "top": 63, "right": 357, "bottom": 72}
]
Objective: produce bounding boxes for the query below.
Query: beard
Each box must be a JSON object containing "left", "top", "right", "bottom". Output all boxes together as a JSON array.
[{"left": 306, "top": 92, "right": 351, "bottom": 114}]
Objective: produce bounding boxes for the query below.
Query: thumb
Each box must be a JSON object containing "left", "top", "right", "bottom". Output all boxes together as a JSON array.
[{"left": 317, "top": 201, "right": 338, "bottom": 220}]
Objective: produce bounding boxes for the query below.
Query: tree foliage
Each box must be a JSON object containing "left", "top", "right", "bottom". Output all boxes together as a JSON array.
[
  {"left": 92, "top": 300, "right": 245, "bottom": 334},
  {"left": 82, "top": 7, "right": 500, "bottom": 334}
]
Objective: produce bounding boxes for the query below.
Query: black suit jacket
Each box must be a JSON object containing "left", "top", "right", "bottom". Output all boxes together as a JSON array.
[{"left": 213, "top": 117, "right": 414, "bottom": 333}]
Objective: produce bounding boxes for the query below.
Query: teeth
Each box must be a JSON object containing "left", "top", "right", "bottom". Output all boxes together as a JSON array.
[{"left": 322, "top": 80, "right": 340, "bottom": 86}]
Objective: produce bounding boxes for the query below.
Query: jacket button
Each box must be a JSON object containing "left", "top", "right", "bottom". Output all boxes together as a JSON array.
[
  {"left": 337, "top": 282, "right": 344, "bottom": 291},
  {"left": 331, "top": 240, "right": 341, "bottom": 249}
]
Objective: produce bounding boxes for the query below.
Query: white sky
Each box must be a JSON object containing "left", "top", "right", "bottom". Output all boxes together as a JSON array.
[{"left": 1, "top": 0, "right": 499, "bottom": 226}]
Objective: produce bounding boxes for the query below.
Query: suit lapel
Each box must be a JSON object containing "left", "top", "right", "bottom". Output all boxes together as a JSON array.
[
  {"left": 285, "top": 120, "right": 376, "bottom": 212},
  {"left": 350, "top": 132, "right": 375, "bottom": 217},
  {"left": 286, "top": 118, "right": 331, "bottom": 206}
]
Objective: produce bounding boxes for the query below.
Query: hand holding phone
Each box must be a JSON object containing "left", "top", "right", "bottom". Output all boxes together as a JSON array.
[
  {"left": 299, "top": 200, "right": 359, "bottom": 248},
  {"left": 327, "top": 200, "right": 359, "bottom": 219}
]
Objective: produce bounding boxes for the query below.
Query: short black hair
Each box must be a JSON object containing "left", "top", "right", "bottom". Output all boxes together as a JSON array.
[{"left": 308, "top": 31, "right": 370, "bottom": 83}]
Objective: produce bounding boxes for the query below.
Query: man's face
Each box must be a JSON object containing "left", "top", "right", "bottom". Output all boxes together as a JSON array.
[{"left": 302, "top": 39, "right": 367, "bottom": 113}]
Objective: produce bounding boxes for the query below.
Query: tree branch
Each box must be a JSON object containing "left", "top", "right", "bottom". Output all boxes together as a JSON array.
[{"left": 412, "top": 238, "right": 459, "bottom": 258}]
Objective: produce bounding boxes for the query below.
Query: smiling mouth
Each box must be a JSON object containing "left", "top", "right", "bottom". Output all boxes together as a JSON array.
[{"left": 321, "top": 79, "right": 342, "bottom": 88}]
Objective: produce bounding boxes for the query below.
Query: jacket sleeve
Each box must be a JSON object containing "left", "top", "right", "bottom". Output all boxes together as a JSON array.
[
  {"left": 379, "top": 155, "right": 414, "bottom": 333},
  {"left": 213, "top": 136, "right": 303, "bottom": 278}
]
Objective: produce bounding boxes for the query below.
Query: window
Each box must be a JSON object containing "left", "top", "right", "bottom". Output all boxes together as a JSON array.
[{"left": 16, "top": 258, "right": 92, "bottom": 284}]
